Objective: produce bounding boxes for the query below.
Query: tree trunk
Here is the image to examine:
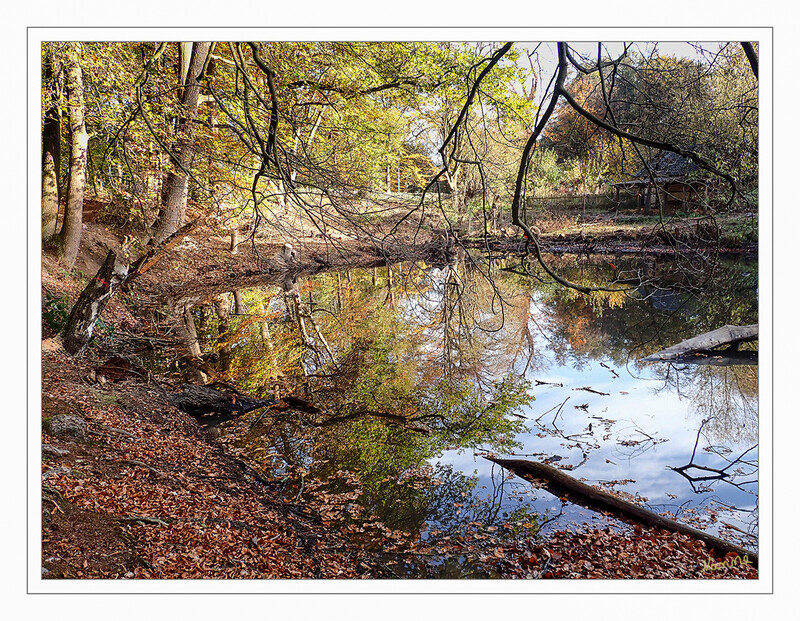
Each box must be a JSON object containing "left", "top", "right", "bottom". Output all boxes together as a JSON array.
[
  {"left": 445, "top": 168, "right": 463, "bottom": 214},
  {"left": 41, "top": 46, "right": 62, "bottom": 240},
  {"left": 182, "top": 304, "right": 202, "bottom": 357},
  {"left": 61, "top": 219, "right": 202, "bottom": 357},
  {"left": 214, "top": 293, "right": 232, "bottom": 372},
  {"left": 62, "top": 250, "right": 129, "bottom": 355},
  {"left": 229, "top": 228, "right": 239, "bottom": 254},
  {"left": 180, "top": 303, "right": 208, "bottom": 383},
  {"left": 150, "top": 42, "right": 211, "bottom": 243},
  {"left": 487, "top": 457, "right": 758, "bottom": 566},
  {"left": 57, "top": 42, "right": 88, "bottom": 270},
  {"left": 641, "top": 325, "right": 758, "bottom": 363}
]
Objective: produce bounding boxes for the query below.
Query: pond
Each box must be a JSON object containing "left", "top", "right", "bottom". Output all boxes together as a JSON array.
[{"left": 191, "top": 250, "right": 758, "bottom": 578}]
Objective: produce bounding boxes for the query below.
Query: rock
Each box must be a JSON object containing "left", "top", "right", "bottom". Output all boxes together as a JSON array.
[
  {"left": 42, "top": 466, "right": 73, "bottom": 480},
  {"left": 47, "top": 415, "right": 88, "bottom": 441},
  {"left": 42, "top": 444, "right": 70, "bottom": 457}
]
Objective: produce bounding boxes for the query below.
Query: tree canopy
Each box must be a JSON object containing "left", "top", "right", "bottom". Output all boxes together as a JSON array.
[{"left": 41, "top": 40, "right": 758, "bottom": 291}]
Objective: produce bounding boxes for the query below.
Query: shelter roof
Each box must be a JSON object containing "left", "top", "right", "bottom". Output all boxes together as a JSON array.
[{"left": 634, "top": 150, "right": 701, "bottom": 180}]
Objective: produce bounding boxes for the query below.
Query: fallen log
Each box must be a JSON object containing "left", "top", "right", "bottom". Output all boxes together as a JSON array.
[
  {"left": 486, "top": 456, "right": 758, "bottom": 566},
  {"left": 169, "top": 384, "right": 277, "bottom": 417},
  {"left": 641, "top": 324, "right": 758, "bottom": 363}
]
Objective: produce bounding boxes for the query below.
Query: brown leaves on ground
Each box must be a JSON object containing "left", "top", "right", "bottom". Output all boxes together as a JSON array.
[
  {"left": 41, "top": 344, "right": 371, "bottom": 579},
  {"left": 487, "top": 524, "right": 758, "bottom": 579}
]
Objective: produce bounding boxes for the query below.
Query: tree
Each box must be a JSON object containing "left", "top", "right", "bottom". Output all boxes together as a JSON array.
[
  {"left": 505, "top": 42, "right": 757, "bottom": 293},
  {"left": 418, "top": 42, "right": 534, "bottom": 220},
  {"left": 56, "top": 42, "right": 88, "bottom": 270},
  {"left": 41, "top": 43, "right": 62, "bottom": 240},
  {"left": 149, "top": 42, "right": 213, "bottom": 243}
]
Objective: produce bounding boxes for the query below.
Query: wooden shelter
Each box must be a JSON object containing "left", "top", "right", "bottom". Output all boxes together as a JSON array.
[{"left": 611, "top": 151, "right": 710, "bottom": 214}]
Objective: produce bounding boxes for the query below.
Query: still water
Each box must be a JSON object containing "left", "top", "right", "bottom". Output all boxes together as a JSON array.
[{"left": 202, "top": 251, "right": 758, "bottom": 575}]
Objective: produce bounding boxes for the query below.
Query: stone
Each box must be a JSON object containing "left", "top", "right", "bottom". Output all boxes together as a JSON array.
[
  {"left": 48, "top": 415, "right": 88, "bottom": 441},
  {"left": 42, "top": 466, "right": 73, "bottom": 480},
  {"left": 42, "top": 444, "right": 70, "bottom": 457}
]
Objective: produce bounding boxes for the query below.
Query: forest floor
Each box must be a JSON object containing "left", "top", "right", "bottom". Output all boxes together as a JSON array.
[{"left": 39, "top": 210, "right": 758, "bottom": 581}]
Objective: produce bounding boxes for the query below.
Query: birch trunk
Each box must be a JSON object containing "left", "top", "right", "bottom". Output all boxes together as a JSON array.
[{"left": 57, "top": 42, "right": 88, "bottom": 269}]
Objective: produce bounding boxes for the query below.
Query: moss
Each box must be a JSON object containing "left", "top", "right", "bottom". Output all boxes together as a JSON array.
[{"left": 90, "top": 389, "right": 127, "bottom": 407}]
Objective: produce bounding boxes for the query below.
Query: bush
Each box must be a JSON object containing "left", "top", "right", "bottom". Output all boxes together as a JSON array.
[{"left": 43, "top": 292, "right": 71, "bottom": 333}]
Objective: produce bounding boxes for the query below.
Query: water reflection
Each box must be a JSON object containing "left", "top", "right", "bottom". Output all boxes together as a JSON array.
[{"left": 183, "top": 251, "right": 758, "bottom": 571}]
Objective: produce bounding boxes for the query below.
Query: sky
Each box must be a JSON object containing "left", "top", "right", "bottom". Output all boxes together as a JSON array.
[{"left": 516, "top": 41, "right": 734, "bottom": 106}]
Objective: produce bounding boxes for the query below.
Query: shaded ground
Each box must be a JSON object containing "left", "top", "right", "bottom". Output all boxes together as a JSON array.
[
  {"left": 39, "top": 212, "right": 758, "bottom": 580},
  {"left": 41, "top": 338, "right": 374, "bottom": 579}
]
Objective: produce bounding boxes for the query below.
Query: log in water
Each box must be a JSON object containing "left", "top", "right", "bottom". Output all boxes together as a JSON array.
[
  {"left": 641, "top": 324, "right": 758, "bottom": 364},
  {"left": 486, "top": 456, "right": 758, "bottom": 566}
]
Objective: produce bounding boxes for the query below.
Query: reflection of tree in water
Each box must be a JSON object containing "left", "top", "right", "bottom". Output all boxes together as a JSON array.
[
  {"left": 670, "top": 418, "right": 758, "bottom": 492},
  {"left": 206, "top": 261, "right": 540, "bottom": 568},
  {"left": 521, "top": 253, "right": 757, "bottom": 370},
  {"left": 202, "top": 249, "right": 758, "bottom": 564},
  {"left": 652, "top": 362, "right": 758, "bottom": 444},
  {"left": 408, "top": 255, "right": 544, "bottom": 386},
  {"left": 665, "top": 415, "right": 759, "bottom": 547}
]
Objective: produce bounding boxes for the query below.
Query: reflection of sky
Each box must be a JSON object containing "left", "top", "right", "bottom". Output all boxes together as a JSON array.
[
  {"left": 297, "top": 260, "right": 758, "bottom": 550},
  {"left": 434, "top": 333, "right": 758, "bottom": 548}
]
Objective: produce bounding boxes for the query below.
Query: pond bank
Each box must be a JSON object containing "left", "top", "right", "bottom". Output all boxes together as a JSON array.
[
  {"left": 39, "top": 220, "right": 758, "bottom": 580},
  {"left": 39, "top": 338, "right": 757, "bottom": 579}
]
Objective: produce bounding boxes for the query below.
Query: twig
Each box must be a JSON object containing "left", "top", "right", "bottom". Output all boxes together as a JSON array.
[
  {"left": 536, "top": 396, "right": 569, "bottom": 423},
  {"left": 574, "top": 386, "right": 610, "bottom": 396},
  {"left": 600, "top": 362, "right": 619, "bottom": 378},
  {"left": 535, "top": 379, "right": 563, "bottom": 387}
]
